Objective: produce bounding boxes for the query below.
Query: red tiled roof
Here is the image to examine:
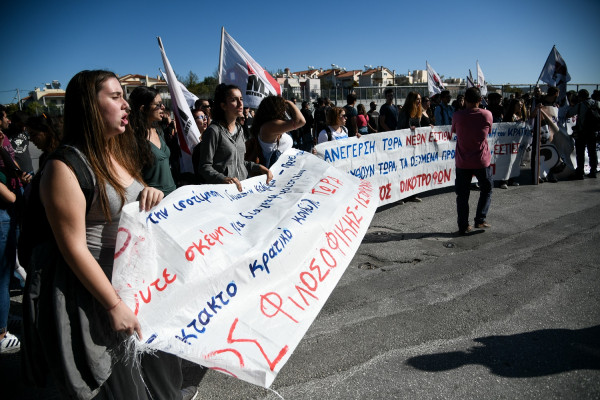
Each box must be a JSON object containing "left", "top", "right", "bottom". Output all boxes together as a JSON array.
[
  {"left": 362, "top": 68, "right": 378, "bottom": 76},
  {"left": 318, "top": 69, "right": 337, "bottom": 78},
  {"left": 337, "top": 70, "right": 361, "bottom": 78},
  {"left": 292, "top": 69, "right": 319, "bottom": 76}
]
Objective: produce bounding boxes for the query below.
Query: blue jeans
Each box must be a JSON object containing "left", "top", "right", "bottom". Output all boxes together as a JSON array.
[
  {"left": 455, "top": 166, "right": 493, "bottom": 230},
  {"left": 0, "top": 210, "right": 18, "bottom": 331}
]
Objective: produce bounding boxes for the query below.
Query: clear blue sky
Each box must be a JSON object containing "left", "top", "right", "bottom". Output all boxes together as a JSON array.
[{"left": 1, "top": 0, "right": 599, "bottom": 104}]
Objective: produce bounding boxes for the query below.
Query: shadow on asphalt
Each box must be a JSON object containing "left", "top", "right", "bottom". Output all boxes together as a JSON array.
[
  {"left": 405, "top": 325, "right": 600, "bottom": 377},
  {"left": 362, "top": 229, "right": 485, "bottom": 243}
]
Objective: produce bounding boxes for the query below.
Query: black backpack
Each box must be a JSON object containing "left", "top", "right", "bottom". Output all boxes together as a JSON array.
[
  {"left": 18, "top": 145, "right": 95, "bottom": 270},
  {"left": 583, "top": 101, "right": 600, "bottom": 132}
]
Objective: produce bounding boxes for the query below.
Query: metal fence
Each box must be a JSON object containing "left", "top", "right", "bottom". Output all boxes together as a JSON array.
[
  {"left": 16, "top": 82, "right": 600, "bottom": 116},
  {"left": 281, "top": 83, "right": 600, "bottom": 110}
]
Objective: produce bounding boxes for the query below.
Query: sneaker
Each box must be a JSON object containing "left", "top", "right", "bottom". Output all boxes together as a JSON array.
[
  {"left": 509, "top": 181, "right": 520, "bottom": 187},
  {"left": 585, "top": 173, "right": 597, "bottom": 178},
  {"left": 181, "top": 386, "right": 199, "bottom": 400},
  {"left": 459, "top": 225, "right": 473, "bottom": 235},
  {"left": 475, "top": 222, "right": 491, "bottom": 229},
  {"left": 0, "top": 332, "right": 21, "bottom": 354},
  {"left": 499, "top": 183, "right": 508, "bottom": 189},
  {"left": 407, "top": 196, "right": 422, "bottom": 203}
]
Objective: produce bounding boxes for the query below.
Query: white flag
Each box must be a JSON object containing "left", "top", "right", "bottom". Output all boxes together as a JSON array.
[
  {"left": 538, "top": 46, "right": 571, "bottom": 103},
  {"left": 426, "top": 61, "right": 445, "bottom": 96},
  {"left": 158, "top": 37, "right": 201, "bottom": 174},
  {"left": 160, "top": 69, "right": 199, "bottom": 110},
  {"left": 476, "top": 61, "right": 488, "bottom": 96},
  {"left": 539, "top": 46, "right": 571, "bottom": 87},
  {"left": 220, "top": 29, "right": 281, "bottom": 108}
]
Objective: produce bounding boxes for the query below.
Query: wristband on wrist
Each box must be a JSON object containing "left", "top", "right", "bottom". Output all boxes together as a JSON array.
[{"left": 106, "top": 297, "right": 122, "bottom": 312}]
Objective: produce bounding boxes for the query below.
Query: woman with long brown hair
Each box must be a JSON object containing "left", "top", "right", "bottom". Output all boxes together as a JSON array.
[
  {"left": 397, "top": 91, "right": 426, "bottom": 130},
  {"left": 128, "top": 86, "right": 177, "bottom": 196},
  {"left": 396, "top": 92, "right": 425, "bottom": 202},
  {"left": 245, "top": 95, "right": 304, "bottom": 168},
  {"left": 25, "top": 70, "right": 164, "bottom": 398},
  {"left": 196, "top": 83, "right": 272, "bottom": 191}
]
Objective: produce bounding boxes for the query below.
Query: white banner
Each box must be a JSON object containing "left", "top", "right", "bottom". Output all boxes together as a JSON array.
[
  {"left": 158, "top": 37, "right": 201, "bottom": 173},
  {"left": 314, "top": 123, "right": 532, "bottom": 206},
  {"left": 112, "top": 150, "right": 378, "bottom": 388},
  {"left": 220, "top": 30, "right": 281, "bottom": 109}
]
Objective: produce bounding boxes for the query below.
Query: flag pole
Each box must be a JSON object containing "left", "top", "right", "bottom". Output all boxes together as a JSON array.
[
  {"left": 533, "top": 107, "right": 541, "bottom": 185},
  {"left": 535, "top": 45, "right": 555, "bottom": 87},
  {"left": 218, "top": 27, "right": 225, "bottom": 84}
]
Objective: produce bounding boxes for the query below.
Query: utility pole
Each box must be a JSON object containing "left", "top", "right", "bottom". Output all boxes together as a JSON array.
[{"left": 13, "top": 88, "right": 22, "bottom": 110}]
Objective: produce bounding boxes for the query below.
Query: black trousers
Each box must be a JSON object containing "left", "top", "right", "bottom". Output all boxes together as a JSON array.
[
  {"left": 575, "top": 132, "right": 598, "bottom": 176},
  {"left": 141, "top": 351, "right": 183, "bottom": 400}
]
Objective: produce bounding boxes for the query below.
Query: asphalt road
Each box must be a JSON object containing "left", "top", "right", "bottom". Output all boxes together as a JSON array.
[{"left": 3, "top": 167, "right": 599, "bottom": 399}]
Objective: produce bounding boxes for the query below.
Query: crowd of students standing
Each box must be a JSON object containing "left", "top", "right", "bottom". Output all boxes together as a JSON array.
[{"left": 1, "top": 70, "right": 598, "bottom": 399}]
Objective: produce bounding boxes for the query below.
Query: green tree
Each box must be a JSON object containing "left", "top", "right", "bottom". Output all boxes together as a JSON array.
[
  {"left": 177, "top": 71, "right": 202, "bottom": 95},
  {"left": 176, "top": 71, "right": 219, "bottom": 98},
  {"left": 5, "top": 104, "right": 19, "bottom": 115},
  {"left": 24, "top": 101, "right": 44, "bottom": 116},
  {"left": 196, "top": 76, "right": 218, "bottom": 98}
]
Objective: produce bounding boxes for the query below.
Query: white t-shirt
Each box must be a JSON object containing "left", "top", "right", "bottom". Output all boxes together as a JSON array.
[
  {"left": 258, "top": 132, "right": 294, "bottom": 165},
  {"left": 317, "top": 126, "right": 348, "bottom": 144},
  {"left": 279, "top": 132, "right": 293, "bottom": 153}
]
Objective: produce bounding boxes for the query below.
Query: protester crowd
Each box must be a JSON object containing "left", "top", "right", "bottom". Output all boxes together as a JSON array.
[{"left": 0, "top": 68, "right": 598, "bottom": 399}]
